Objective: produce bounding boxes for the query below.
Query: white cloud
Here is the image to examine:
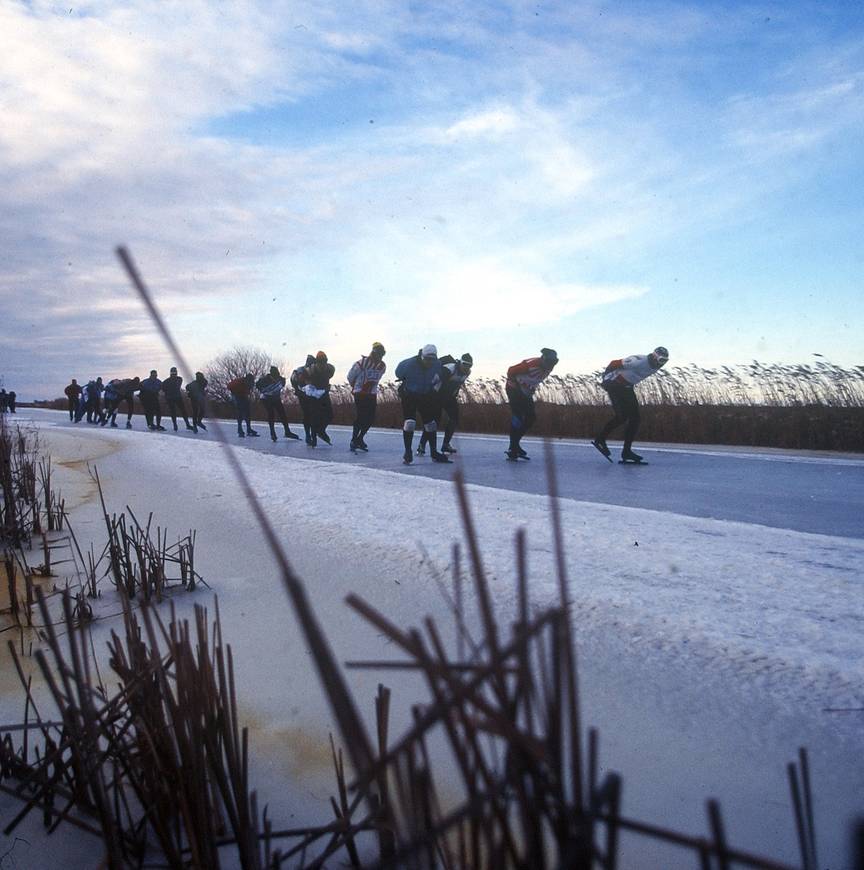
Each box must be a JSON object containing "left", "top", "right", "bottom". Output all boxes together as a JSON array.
[
  {"left": 445, "top": 108, "right": 520, "bottom": 139},
  {"left": 2, "top": 0, "right": 863, "bottom": 398},
  {"left": 420, "top": 259, "right": 646, "bottom": 329}
]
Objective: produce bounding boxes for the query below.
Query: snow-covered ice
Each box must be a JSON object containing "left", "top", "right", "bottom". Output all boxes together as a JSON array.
[{"left": 1, "top": 412, "right": 862, "bottom": 868}]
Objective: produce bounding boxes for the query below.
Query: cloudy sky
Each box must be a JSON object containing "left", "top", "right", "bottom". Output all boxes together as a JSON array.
[{"left": 1, "top": 0, "right": 862, "bottom": 398}]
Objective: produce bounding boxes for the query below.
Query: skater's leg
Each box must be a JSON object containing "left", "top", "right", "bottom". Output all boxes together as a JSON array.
[
  {"left": 358, "top": 395, "right": 376, "bottom": 439},
  {"left": 441, "top": 396, "right": 458, "bottom": 449},
  {"left": 621, "top": 392, "right": 640, "bottom": 455},
  {"left": 319, "top": 395, "right": 333, "bottom": 437},
  {"left": 266, "top": 400, "right": 277, "bottom": 440},
  {"left": 507, "top": 389, "right": 534, "bottom": 452},
  {"left": 599, "top": 385, "right": 630, "bottom": 442},
  {"left": 351, "top": 395, "right": 362, "bottom": 443},
  {"left": 401, "top": 394, "right": 419, "bottom": 461}
]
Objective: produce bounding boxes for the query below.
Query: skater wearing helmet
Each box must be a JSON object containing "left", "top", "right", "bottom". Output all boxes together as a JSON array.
[
  {"left": 504, "top": 348, "right": 559, "bottom": 460},
  {"left": 417, "top": 352, "right": 473, "bottom": 456},
  {"left": 394, "top": 344, "right": 451, "bottom": 464},
  {"left": 292, "top": 352, "right": 335, "bottom": 446},
  {"left": 592, "top": 346, "right": 669, "bottom": 464},
  {"left": 347, "top": 342, "right": 387, "bottom": 452}
]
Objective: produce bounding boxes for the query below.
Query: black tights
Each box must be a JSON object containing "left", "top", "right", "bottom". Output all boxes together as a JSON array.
[
  {"left": 598, "top": 384, "right": 640, "bottom": 451},
  {"left": 352, "top": 395, "right": 377, "bottom": 441}
]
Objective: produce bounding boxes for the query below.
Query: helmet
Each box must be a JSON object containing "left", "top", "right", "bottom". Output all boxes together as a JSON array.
[
  {"left": 421, "top": 344, "right": 438, "bottom": 359},
  {"left": 540, "top": 347, "right": 559, "bottom": 366},
  {"left": 652, "top": 346, "right": 669, "bottom": 364}
]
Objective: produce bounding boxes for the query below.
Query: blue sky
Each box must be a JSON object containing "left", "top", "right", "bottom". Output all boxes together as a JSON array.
[{"left": 1, "top": 0, "right": 862, "bottom": 398}]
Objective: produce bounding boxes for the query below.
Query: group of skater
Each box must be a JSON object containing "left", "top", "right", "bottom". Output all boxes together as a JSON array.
[
  {"left": 64, "top": 370, "right": 209, "bottom": 433},
  {"left": 0, "top": 389, "right": 17, "bottom": 414},
  {"left": 60, "top": 342, "right": 669, "bottom": 465}
]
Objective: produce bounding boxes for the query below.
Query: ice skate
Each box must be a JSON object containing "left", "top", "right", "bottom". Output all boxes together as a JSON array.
[{"left": 591, "top": 438, "right": 613, "bottom": 462}]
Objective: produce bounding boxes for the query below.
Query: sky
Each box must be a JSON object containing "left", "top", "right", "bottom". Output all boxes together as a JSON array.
[{"left": 1, "top": 0, "right": 862, "bottom": 399}]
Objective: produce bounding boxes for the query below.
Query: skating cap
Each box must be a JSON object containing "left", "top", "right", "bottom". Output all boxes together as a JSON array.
[
  {"left": 540, "top": 347, "right": 559, "bottom": 365},
  {"left": 315, "top": 351, "right": 328, "bottom": 363},
  {"left": 652, "top": 346, "right": 669, "bottom": 364},
  {"left": 371, "top": 341, "right": 386, "bottom": 356},
  {"left": 421, "top": 344, "right": 438, "bottom": 359},
  {"left": 460, "top": 353, "right": 473, "bottom": 368}
]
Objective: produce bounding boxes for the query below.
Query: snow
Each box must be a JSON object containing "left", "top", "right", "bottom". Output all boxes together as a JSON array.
[{"left": 1, "top": 411, "right": 862, "bottom": 868}]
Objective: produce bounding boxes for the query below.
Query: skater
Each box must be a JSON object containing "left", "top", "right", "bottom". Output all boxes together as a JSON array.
[
  {"left": 64, "top": 379, "right": 81, "bottom": 421},
  {"left": 299, "top": 352, "right": 335, "bottom": 446},
  {"left": 102, "top": 377, "right": 140, "bottom": 428},
  {"left": 185, "top": 372, "right": 208, "bottom": 431},
  {"left": 256, "top": 365, "right": 300, "bottom": 442},
  {"left": 394, "top": 345, "right": 451, "bottom": 464},
  {"left": 291, "top": 355, "right": 317, "bottom": 443},
  {"left": 6, "top": 391, "right": 16, "bottom": 414},
  {"left": 162, "top": 367, "right": 194, "bottom": 432},
  {"left": 227, "top": 373, "right": 258, "bottom": 437},
  {"left": 592, "top": 346, "right": 669, "bottom": 464},
  {"left": 347, "top": 342, "right": 386, "bottom": 452},
  {"left": 101, "top": 379, "right": 122, "bottom": 427},
  {"left": 504, "top": 348, "right": 559, "bottom": 460},
  {"left": 82, "top": 377, "right": 103, "bottom": 423},
  {"left": 74, "top": 381, "right": 89, "bottom": 422},
  {"left": 418, "top": 352, "right": 472, "bottom": 456},
  {"left": 91, "top": 378, "right": 104, "bottom": 422},
  {"left": 139, "top": 370, "right": 165, "bottom": 430}
]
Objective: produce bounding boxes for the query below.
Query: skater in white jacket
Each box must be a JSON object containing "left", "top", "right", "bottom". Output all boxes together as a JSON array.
[{"left": 592, "top": 347, "right": 669, "bottom": 464}]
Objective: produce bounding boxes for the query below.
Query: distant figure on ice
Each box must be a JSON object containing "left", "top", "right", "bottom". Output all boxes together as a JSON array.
[
  {"left": 298, "top": 352, "right": 335, "bottom": 446},
  {"left": 139, "top": 371, "right": 165, "bottom": 430},
  {"left": 6, "top": 391, "right": 16, "bottom": 413},
  {"left": 347, "top": 341, "right": 386, "bottom": 452},
  {"left": 76, "top": 378, "right": 103, "bottom": 423},
  {"left": 592, "top": 346, "right": 669, "bottom": 464},
  {"left": 290, "top": 355, "right": 317, "bottom": 443},
  {"left": 395, "top": 345, "right": 451, "bottom": 465},
  {"left": 83, "top": 377, "right": 104, "bottom": 423},
  {"left": 101, "top": 379, "right": 122, "bottom": 427},
  {"left": 73, "top": 382, "right": 88, "bottom": 422},
  {"left": 417, "top": 352, "right": 472, "bottom": 456},
  {"left": 91, "top": 377, "right": 104, "bottom": 423},
  {"left": 228, "top": 373, "right": 258, "bottom": 438},
  {"left": 64, "top": 379, "right": 81, "bottom": 421},
  {"left": 102, "top": 377, "right": 140, "bottom": 428},
  {"left": 185, "top": 372, "right": 208, "bottom": 431},
  {"left": 505, "top": 348, "right": 559, "bottom": 461},
  {"left": 162, "top": 367, "right": 195, "bottom": 432},
  {"left": 256, "top": 365, "right": 300, "bottom": 442}
]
